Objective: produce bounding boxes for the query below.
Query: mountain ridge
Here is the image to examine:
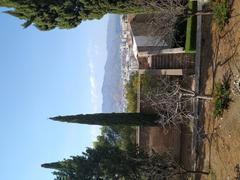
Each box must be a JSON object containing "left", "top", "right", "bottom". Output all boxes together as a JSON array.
[{"left": 101, "top": 14, "right": 123, "bottom": 113}]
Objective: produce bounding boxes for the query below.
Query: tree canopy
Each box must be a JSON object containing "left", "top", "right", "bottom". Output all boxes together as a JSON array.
[
  {"left": 125, "top": 72, "right": 161, "bottom": 112},
  {"left": 0, "top": 0, "right": 207, "bottom": 31},
  {"left": 93, "top": 125, "right": 136, "bottom": 151},
  {"left": 42, "top": 143, "right": 209, "bottom": 179},
  {"left": 0, "top": 0, "right": 157, "bottom": 30},
  {"left": 42, "top": 145, "right": 146, "bottom": 180}
]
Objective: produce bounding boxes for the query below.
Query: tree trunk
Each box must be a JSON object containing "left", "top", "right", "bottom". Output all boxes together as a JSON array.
[
  {"left": 195, "top": 95, "right": 213, "bottom": 100},
  {"left": 182, "top": 93, "right": 213, "bottom": 100},
  {"left": 194, "top": 11, "right": 213, "bottom": 16}
]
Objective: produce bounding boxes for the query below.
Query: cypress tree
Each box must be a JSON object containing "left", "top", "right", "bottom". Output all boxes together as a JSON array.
[
  {"left": 50, "top": 113, "right": 160, "bottom": 126},
  {"left": 0, "top": 0, "right": 158, "bottom": 30}
]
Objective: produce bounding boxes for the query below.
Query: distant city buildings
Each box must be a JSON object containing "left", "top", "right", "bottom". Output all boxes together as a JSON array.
[
  {"left": 120, "top": 14, "right": 195, "bottom": 112},
  {"left": 120, "top": 15, "right": 139, "bottom": 111}
]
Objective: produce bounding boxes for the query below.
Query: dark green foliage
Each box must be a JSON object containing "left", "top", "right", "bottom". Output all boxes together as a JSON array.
[
  {"left": 50, "top": 112, "right": 160, "bottom": 126},
  {"left": 0, "top": 0, "right": 158, "bottom": 30},
  {"left": 125, "top": 72, "right": 139, "bottom": 112},
  {"left": 42, "top": 145, "right": 208, "bottom": 179},
  {"left": 213, "top": 0, "right": 230, "bottom": 31},
  {"left": 94, "top": 125, "right": 136, "bottom": 151},
  {"left": 214, "top": 76, "right": 231, "bottom": 117},
  {"left": 42, "top": 145, "right": 148, "bottom": 180},
  {"left": 125, "top": 72, "right": 160, "bottom": 112}
]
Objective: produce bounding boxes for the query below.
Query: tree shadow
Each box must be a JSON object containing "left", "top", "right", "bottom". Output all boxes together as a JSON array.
[
  {"left": 215, "top": 0, "right": 240, "bottom": 76},
  {"left": 196, "top": 72, "right": 232, "bottom": 179},
  {"left": 194, "top": 0, "right": 240, "bottom": 178},
  {"left": 194, "top": 10, "right": 214, "bottom": 179}
]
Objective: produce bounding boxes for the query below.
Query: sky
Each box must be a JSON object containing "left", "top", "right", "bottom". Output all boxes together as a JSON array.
[{"left": 0, "top": 8, "right": 108, "bottom": 180}]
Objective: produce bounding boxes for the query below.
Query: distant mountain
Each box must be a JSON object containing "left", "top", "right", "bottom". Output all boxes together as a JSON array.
[{"left": 102, "top": 14, "right": 123, "bottom": 113}]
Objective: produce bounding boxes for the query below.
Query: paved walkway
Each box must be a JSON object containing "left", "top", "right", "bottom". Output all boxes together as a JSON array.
[
  {"left": 192, "top": 0, "right": 204, "bottom": 179},
  {"left": 192, "top": 0, "right": 212, "bottom": 179}
]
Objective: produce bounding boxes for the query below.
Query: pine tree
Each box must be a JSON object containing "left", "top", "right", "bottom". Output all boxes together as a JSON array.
[
  {"left": 42, "top": 145, "right": 209, "bottom": 179},
  {"left": 42, "top": 145, "right": 145, "bottom": 179},
  {"left": 50, "top": 113, "right": 160, "bottom": 126}
]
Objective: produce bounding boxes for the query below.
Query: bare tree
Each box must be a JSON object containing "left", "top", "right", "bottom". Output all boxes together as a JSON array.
[
  {"left": 141, "top": 76, "right": 212, "bottom": 128},
  {"left": 129, "top": 0, "right": 212, "bottom": 47},
  {"left": 129, "top": 150, "right": 209, "bottom": 179},
  {"left": 137, "top": 0, "right": 212, "bottom": 17},
  {"left": 142, "top": 0, "right": 188, "bottom": 47}
]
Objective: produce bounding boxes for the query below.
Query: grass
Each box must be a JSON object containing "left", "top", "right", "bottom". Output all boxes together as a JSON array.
[
  {"left": 214, "top": 75, "right": 231, "bottom": 117},
  {"left": 213, "top": 0, "right": 230, "bottom": 31},
  {"left": 184, "top": 0, "right": 197, "bottom": 53},
  {"left": 125, "top": 72, "right": 138, "bottom": 112}
]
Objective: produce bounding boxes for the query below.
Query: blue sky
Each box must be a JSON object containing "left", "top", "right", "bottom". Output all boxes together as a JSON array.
[{"left": 0, "top": 9, "right": 108, "bottom": 180}]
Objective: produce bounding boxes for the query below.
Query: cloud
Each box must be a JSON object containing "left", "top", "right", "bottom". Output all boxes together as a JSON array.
[
  {"left": 87, "top": 42, "right": 99, "bottom": 113},
  {"left": 87, "top": 41, "right": 101, "bottom": 141}
]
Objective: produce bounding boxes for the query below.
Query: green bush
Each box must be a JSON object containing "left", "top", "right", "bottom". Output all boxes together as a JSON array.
[
  {"left": 125, "top": 72, "right": 139, "bottom": 112},
  {"left": 125, "top": 72, "right": 160, "bottom": 112},
  {"left": 213, "top": 0, "right": 230, "bottom": 31},
  {"left": 214, "top": 78, "right": 231, "bottom": 117}
]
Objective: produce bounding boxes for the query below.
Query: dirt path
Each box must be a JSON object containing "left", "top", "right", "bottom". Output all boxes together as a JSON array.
[{"left": 197, "top": 0, "right": 240, "bottom": 179}]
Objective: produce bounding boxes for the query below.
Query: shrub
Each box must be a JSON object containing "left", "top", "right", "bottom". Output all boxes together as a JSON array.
[
  {"left": 125, "top": 72, "right": 139, "bottom": 112},
  {"left": 213, "top": 0, "right": 230, "bottom": 31},
  {"left": 125, "top": 72, "right": 160, "bottom": 112},
  {"left": 214, "top": 77, "right": 231, "bottom": 117}
]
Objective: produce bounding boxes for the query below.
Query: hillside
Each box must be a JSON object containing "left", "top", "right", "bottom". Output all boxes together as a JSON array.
[{"left": 101, "top": 14, "right": 123, "bottom": 113}]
